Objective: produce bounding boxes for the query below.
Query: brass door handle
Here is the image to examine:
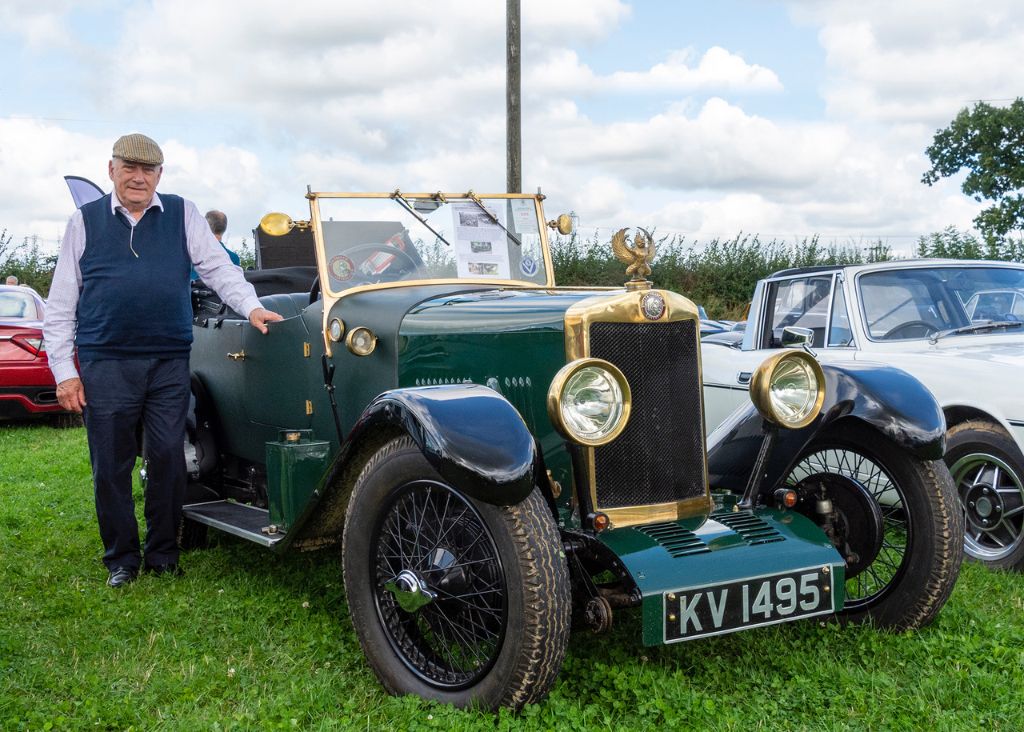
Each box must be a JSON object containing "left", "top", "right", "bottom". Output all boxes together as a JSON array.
[{"left": 227, "top": 350, "right": 247, "bottom": 361}]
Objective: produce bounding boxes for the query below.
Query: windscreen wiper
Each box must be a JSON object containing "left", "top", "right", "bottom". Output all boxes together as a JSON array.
[
  {"left": 929, "top": 320, "right": 1024, "bottom": 343},
  {"left": 465, "top": 190, "right": 522, "bottom": 247},
  {"left": 390, "top": 189, "right": 453, "bottom": 247}
]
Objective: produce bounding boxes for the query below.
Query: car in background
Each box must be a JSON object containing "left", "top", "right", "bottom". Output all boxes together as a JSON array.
[
  {"left": 702, "top": 259, "right": 1024, "bottom": 570},
  {"left": 696, "top": 304, "right": 743, "bottom": 337},
  {"left": 965, "top": 288, "right": 1024, "bottom": 322},
  {"left": 0, "top": 284, "right": 70, "bottom": 422}
]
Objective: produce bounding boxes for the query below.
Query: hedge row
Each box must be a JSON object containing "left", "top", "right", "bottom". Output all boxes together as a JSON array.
[{"left": 3, "top": 226, "right": 1021, "bottom": 319}]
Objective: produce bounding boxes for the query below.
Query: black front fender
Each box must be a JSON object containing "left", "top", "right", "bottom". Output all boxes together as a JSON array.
[
  {"left": 707, "top": 361, "right": 946, "bottom": 494},
  {"left": 347, "top": 384, "right": 537, "bottom": 506}
]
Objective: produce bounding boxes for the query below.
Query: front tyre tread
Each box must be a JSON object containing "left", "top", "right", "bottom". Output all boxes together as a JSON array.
[{"left": 342, "top": 436, "right": 570, "bottom": 711}]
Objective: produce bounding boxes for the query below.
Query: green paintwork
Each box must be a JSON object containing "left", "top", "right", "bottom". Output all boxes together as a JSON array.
[
  {"left": 265, "top": 429, "right": 331, "bottom": 530},
  {"left": 191, "top": 319, "right": 249, "bottom": 455},
  {"left": 192, "top": 309, "right": 321, "bottom": 466},
  {"left": 398, "top": 288, "right": 611, "bottom": 527},
  {"left": 593, "top": 504, "right": 846, "bottom": 645},
  {"left": 191, "top": 285, "right": 606, "bottom": 533}
]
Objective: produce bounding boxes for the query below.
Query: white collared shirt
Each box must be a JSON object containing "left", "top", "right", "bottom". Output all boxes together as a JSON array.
[{"left": 43, "top": 192, "right": 263, "bottom": 383}]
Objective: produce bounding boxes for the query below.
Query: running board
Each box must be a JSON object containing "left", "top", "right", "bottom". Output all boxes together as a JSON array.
[{"left": 183, "top": 500, "right": 285, "bottom": 548}]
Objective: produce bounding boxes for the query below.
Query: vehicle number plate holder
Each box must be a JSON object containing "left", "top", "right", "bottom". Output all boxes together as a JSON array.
[{"left": 663, "top": 566, "right": 836, "bottom": 642}]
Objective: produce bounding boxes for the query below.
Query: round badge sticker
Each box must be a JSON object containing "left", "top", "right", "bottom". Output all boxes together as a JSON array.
[
  {"left": 520, "top": 256, "right": 539, "bottom": 277},
  {"left": 329, "top": 255, "right": 355, "bottom": 282}
]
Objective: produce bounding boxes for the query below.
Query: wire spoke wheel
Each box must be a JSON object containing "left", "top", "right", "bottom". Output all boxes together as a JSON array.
[
  {"left": 784, "top": 422, "right": 961, "bottom": 630},
  {"left": 788, "top": 446, "right": 909, "bottom": 610},
  {"left": 343, "top": 436, "right": 570, "bottom": 710},
  {"left": 373, "top": 480, "right": 506, "bottom": 689}
]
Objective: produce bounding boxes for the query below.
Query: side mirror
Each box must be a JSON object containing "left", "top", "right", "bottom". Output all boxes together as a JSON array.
[
  {"left": 259, "top": 212, "right": 295, "bottom": 236},
  {"left": 781, "top": 326, "right": 814, "bottom": 348},
  {"left": 259, "top": 212, "right": 310, "bottom": 236},
  {"left": 547, "top": 213, "right": 574, "bottom": 236}
]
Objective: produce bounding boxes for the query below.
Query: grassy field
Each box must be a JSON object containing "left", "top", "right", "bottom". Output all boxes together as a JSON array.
[{"left": 2, "top": 423, "right": 1023, "bottom": 731}]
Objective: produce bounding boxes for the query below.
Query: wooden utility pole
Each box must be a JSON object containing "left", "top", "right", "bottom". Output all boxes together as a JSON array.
[{"left": 506, "top": 0, "right": 521, "bottom": 193}]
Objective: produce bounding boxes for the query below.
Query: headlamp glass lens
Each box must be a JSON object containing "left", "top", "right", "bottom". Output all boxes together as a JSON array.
[
  {"left": 769, "top": 358, "right": 818, "bottom": 426},
  {"left": 561, "top": 366, "right": 625, "bottom": 441}
]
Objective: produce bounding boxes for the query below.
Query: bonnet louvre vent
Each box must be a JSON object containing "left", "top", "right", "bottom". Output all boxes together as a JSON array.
[
  {"left": 636, "top": 522, "right": 710, "bottom": 557},
  {"left": 714, "top": 513, "right": 785, "bottom": 545}
]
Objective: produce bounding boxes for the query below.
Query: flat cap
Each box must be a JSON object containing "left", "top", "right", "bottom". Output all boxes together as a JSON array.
[{"left": 112, "top": 133, "right": 164, "bottom": 165}]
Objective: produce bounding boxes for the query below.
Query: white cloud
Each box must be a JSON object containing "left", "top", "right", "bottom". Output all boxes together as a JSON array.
[
  {"left": 528, "top": 46, "right": 781, "bottom": 97},
  {"left": 0, "top": 120, "right": 108, "bottom": 243},
  {"left": 539, "top": 98, "right": 848, "bottom": 191},
  {"left": 0, "top": 1, "right": 77, "bottom": 49},
  {"left": 0, "top": 0, "right": 1012, "bottom": 259},
  {"left": 791, "top": 0, "right": 1024, "bottom": 125},
  {"left": 605, "top": 47, "right": 782, "bottom": 93}
]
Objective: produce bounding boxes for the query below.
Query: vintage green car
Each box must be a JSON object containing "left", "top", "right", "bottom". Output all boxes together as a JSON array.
[{"left": 182, "top": 190, "right": 963, "bottom": 710}]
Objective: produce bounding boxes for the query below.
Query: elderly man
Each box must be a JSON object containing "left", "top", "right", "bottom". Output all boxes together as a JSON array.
[
  {"left": 4, "top": 275, "right": 17, "bottom": 285},
  {"left": 44, "top": 133, "right": 282, "bottom": 588}
]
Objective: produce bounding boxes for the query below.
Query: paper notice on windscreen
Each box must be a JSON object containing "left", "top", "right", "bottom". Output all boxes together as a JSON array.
[
  {"left": 452, "top": 201, "right": 511, "bottom": 279},
  {"left": 510, "top": 198, "right": 535, "bottom": 232}
]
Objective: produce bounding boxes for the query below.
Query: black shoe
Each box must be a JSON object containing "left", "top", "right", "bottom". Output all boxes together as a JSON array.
[
  {"left": 143, "top": 563, "right": 183, "bottom": 577},
  {"left": 107, "top": 566, "right": 139, "bottom": 588}
]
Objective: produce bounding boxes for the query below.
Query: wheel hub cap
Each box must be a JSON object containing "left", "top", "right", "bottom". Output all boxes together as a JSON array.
[
  {"left": 384, "top": 569, "right": 436, "bottom": 613},
  {"left": 966, "top": 487, "right": 999, "bottom": 528}
]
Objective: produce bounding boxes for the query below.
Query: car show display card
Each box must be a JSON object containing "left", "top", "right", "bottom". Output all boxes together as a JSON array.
[
  {"left": 510, "top": 198, "right": 536, "bottom": 231},
  {"left": 452, "top": 201, "right": 511, "bottom": 279}
]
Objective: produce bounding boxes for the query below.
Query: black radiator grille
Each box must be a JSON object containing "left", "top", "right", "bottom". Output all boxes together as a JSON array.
[{"left": 590, "top": 319, "right": 706, "bottom": 509}]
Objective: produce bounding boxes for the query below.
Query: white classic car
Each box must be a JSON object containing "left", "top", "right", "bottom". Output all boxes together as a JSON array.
[{"left": 702, "top": 259, "right": 1024, "bottom": 570}]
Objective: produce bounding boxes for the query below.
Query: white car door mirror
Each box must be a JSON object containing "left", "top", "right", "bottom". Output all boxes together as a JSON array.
[{"left": 781, "top": 326, "right": 815, "bottom": 348}]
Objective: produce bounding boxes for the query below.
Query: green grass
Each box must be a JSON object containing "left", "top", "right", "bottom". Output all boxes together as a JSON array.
[{"left": 2, "top": 424, "right": 1023, "bottom": 731}]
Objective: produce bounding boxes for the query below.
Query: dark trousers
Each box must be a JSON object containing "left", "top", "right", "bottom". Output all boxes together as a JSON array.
[{"left": 80, "top": 358, "right": 190, "bottom": 571}]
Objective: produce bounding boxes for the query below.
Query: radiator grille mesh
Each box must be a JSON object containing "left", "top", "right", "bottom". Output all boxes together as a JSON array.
[{"left": 589, "top": 319, "right": 706, "bottom": 509}]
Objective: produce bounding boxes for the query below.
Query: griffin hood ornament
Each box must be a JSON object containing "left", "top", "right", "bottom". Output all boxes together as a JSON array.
[{"left": 612, "top": 227, "right": 656, "bottom": 290}]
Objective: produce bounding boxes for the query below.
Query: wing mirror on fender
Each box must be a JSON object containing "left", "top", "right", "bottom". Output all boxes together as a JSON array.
[{"left": 781, "top": 326, "right": 815, "bottom": 349}]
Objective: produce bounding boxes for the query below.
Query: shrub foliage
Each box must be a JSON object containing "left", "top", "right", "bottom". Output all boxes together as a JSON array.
[
  {"left": 2, "top": 225, "right": 1021, "bottom": 317},
  {"left": 0, "top": 230, "right": 57, "bottom": 296},
  {"left": 552, "top": 229, "right": 894, "bottom": 318}
]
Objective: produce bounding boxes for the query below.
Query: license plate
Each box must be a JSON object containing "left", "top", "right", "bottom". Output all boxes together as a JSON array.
[{"left": 663, "top": 566, "right": 836, "bottom": 642}]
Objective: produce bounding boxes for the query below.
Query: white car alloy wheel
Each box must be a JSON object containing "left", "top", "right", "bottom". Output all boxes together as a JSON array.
[{"left": 950, "top": 453, "right": 1024, "bottom": 564}]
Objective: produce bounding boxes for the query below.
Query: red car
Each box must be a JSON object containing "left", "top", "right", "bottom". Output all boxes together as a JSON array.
[{"left": 0, "top": 284, "right": 68, "bottom": 420}]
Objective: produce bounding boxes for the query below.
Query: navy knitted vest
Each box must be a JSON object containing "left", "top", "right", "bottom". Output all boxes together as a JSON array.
[{"left": 76, "top": 193, "right": 192, "bottom": 361}]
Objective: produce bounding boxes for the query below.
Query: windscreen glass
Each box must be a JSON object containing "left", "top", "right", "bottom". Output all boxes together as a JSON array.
[
  {"left": 0, "top": 290, "right": 42, "bottom": 320},
  {"left": 315, "top": 196, "right": 549, "bottom": 294},
  {"left": 859, "top": 266, "right": 1024, "bottom": 340}
]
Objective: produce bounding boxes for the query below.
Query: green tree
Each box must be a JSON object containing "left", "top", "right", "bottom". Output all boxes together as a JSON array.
[
  {"left": 0, "top": 234, "right": 58, "bottom": 295},
  {"left": 922, "top": 98, "right": 1024, "bottom": 239}
]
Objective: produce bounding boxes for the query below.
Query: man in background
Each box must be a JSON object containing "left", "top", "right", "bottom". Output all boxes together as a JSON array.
[
  {"left": 192, "top": 210, "right": 241, "bottom": 280},
  {"left": 4, "top": 275, "right": 18, "bottom": 285}
]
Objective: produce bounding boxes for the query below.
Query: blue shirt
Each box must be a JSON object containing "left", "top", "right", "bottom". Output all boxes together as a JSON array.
[{"left": 191, "top": 241, "right": 240, "bottom": 281}]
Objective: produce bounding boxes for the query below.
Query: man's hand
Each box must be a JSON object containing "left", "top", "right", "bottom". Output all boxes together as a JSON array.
[
  {"left": 249, "top": 307, "right": 284, "bottom": 334},
  {"left": 56, "top": 377, "right": 87, "bottom": 413}
]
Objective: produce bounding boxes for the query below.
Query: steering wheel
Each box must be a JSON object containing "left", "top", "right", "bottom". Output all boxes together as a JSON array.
[
  {"left": 344, "top": 242, "right": 423, "bottom": 282},
  {"left": 881, "top": 320, "right": 939, "bottom": 340}
]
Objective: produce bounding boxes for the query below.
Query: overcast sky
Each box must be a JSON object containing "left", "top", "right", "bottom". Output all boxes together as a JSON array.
[{"left": 1, "top": 0, "right": 1021, "bottom": 255}]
